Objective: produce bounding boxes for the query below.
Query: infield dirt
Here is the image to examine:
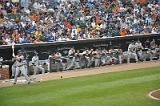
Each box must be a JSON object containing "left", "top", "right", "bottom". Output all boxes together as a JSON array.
[
  {"left": 150, "top": 90, "right": 160, "bottom": 100},
  {"left": 0, "top": 60, "right": 160, "bottom": 88}
]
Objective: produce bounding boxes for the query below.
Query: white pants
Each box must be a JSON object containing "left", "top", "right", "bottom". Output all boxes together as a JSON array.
[
  {"left": 94, "top": 58, "right": 100, "bottom": 67},
  {"left": 137, "top": 50, "right": 145, "bottom": 61},
  {"left": 12, "top": 65, "right": 27, "bottom": 77},
  {"left": 33, "top": 65, "right": 45, "bottom": 75},
  {"left": 127, "top": 52, "right": 138, "bottom": 63},
  {"left": 119, "top": 55, "right": 122, "bottom": 64},
  {"left": 101, "top": 55, "right": 106, "bottom": 65},
  {"left": 66, "top": 57, "right": 75, "bottom": 70},
  {"left": 55, "top": 61, "right": 65, "bottom": 71},
  {"left": 47, "top": 62, "right": 51, "bottom": 72},
  {"left": 14, "top": 65, "right": 30, "bottom": 83},
  {"left": 12, "top": 65, "right": 16, "bottom": 77},
  {"left": 150, "top": 48, "right": 159, "bottom": 60},
  {"left": 67, "top": 57, "right": 81, "bottom": 69}
]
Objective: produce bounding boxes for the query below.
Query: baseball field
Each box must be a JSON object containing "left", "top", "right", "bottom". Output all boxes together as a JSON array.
[{"left": 0, "top": 61, "right": 160, "bottom": 106}]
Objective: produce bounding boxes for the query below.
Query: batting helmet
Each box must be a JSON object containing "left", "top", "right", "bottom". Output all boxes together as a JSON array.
[
  {"left": 34, "top": 51, "right": 38, "bottom": 55},
  {"left": 17, "top": 50, "right": 22, "bottom": 54}
]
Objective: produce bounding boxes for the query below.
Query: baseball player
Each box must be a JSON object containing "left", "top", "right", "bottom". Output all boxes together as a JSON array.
[
  {"left": 135, "top": 39, "right": 144, "bottom": 61},
  {"left": 11, "top": 60, "right": 16, "bottom": 78},
  {"left": 150, "top": 39, "right": 158, "bottom": 60},
  {"left": 74, "top": 50, "right": 81, "bottom": 69},
  {"left": 66, "top": 46, "right": 75, "bottom": 70},
  {"left": 55, "top": 51, "right": 66, "bottom": 71},
  {"left": 117, "top": 47, "right": 123, "bottom": 64},
  {"left": 12, "top": 50, "right": 30, "bottom": 84},
  {"left": 11, "top": 52, "right": 28, "bottom": 78},
  {"left": 82, "top": 48, "right": 91, "bottom": 68},
  {"left": 101, "top": 48, "right": 107, "bottom": 66},
  {"left": 47, "top": 53, "right": 53, "bottom": 72},
  {"left": 109, "top": 47, "right": 118, "bottom": 64},
  {"left": 144, "top": 38, "right": 151, "bottom": 61},
  {"left": 89, "top": 48, "right": 95, "bottom": 67},
  {"left": 92, "top": 48, "right": 100, "bottom": 67},
  {"left": 32, "top": 52, "right": 45, "bottom": 75},
  {"left": 127, "top": 40, "right": 139, "bottom": 63}
]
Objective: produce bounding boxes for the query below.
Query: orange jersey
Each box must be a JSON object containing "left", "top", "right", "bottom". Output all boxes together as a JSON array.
[
  {"left": 138, "top": 0, "right": 146, "bottom": 3},
  {"left": 34, "top": 39, "right": 42, "bottom": 42}
]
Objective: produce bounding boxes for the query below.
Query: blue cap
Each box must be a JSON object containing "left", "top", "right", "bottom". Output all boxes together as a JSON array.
[
  {"left": 52, "top": 52, "right": 55, "bottom": 54},
  {"left": 71, "top": 46, "right": 74, "bottom": 48},
  {"left": 18, "top": 50, "right": 22, "bottom": 54},
  {"left": 56, "top": 50, "right": 59, "bottom": 53},
  {"left": 34, "top": 52, "right": 38, "bottom": 55}
]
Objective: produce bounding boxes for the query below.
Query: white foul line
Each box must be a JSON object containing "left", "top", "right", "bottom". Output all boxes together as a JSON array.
[{"left": 148, "top": 89, "right": 160, "bottom": 101}]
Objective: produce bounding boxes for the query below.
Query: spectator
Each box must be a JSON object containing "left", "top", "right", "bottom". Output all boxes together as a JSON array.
[
  {"left": 120, "top": 27, "right": 127, "bottom": 36},
  {"left": 0, "top": 0, "right": 158, "bottom": 45},
  {"left": 21, "top": 0, "right": 30, "bottom": 8},
  {"left": 5, "top": 35, "right": 11, "bottom": 44},
  {"left": 71, "top": 34, "right": 77, "bottom": 40},
  {"left": 106, "top": 32, "right": 112, "bottom": 37},
  {"left": 19, "top": 35, "right": 25, "bottom": 44},
  {"left": 35, "top": 28, "right": 42, "bottom": 37},
  {"left": 34, "top": 36, "right": 43, "bottom": 43},
  {"left": 48, "top": 32, "right": 55, "bottom": 42}
]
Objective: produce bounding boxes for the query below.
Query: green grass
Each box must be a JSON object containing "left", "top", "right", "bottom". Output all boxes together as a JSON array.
[{"left": 0, "top": 66, "right": 160, "bottom": 106}]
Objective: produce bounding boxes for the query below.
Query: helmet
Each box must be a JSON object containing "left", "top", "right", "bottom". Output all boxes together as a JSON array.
[
  {"left": 17, "top": 50, "right": 22, "bottom": 54},
  {"left": 34, "top": 51, "right": 38, "bottom": 55}
]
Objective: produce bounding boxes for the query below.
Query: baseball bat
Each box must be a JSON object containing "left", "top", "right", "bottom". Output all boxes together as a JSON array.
[{"left": 12, "top": 43, "right": 15, "bottom": 54}]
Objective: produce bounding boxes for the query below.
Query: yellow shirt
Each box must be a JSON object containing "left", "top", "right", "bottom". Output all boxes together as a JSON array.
[
  {"left": 35, "top": 31, "right": 42, "bottom": 37},
  {"left": 76, "top": 28, "right": 81, "bottom": 33}
]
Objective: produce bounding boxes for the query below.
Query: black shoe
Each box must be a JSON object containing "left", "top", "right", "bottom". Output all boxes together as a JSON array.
[
  {"left": 13, "top": 83, "right": 16, "bottom": 85},
  {"left": 28, "top": 82, "right": 30, "bottom": 84},
  {"left": 11, "top": 76, "right": 14, "bottom": 79}
]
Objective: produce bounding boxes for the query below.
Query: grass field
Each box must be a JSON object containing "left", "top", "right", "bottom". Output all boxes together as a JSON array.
[{"left": 0, "top": 66, "right": 160, "bottom": 106}]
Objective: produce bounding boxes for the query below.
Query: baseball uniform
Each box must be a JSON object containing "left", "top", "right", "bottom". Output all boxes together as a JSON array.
[
  {"left": 13, "top": 50, "right": 30, "bottom": 84},
  {"left": 150, "top": 41, "right": 158, "bottom": 60},
  {"left": 135, "top": 42, "right": 144, "bottom": 61},
  {"left": 66, "top": 49, "right": 75, "bottom": 70},
  {"left": 32, "top": 52, "right": 45, "bottom": 75},
  {"left": 127, "top": 42, "right": 138, "bottom": 63},
  {"left": 55, "top": 52, "right": 65, "bottom": 71}
]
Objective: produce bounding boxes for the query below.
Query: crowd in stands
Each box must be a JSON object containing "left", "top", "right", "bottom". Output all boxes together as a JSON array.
[{"left": 0, "top": 0, "right": 159, "bottom": 45}]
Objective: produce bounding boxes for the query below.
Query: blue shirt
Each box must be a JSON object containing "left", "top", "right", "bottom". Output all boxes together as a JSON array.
[
  {"left": 48, "top": 35, "right": 54, "bottom": 41},
  {"left": 23, "top": 36, "right": 30, "bottom": 43},
  {"left": 92, "top": 1, "right": 96, "bottom": 5},
  {"left": 147, "top": 28, "right": 152, "bottom": 33},
  {"left": 72, "top": 37, "right": 76, "bottom": 40},
  {"left": 86, "top": 2, "right": 92, "bottom": 8},
  {"left": 107, "top": 34, "right": 112, "bottom": 37},
  {"left": 27, "top": 26, "right": 35, "bottom": 34}
]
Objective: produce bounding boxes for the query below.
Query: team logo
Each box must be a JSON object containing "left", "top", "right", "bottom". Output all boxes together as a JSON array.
[{"left": 63, "top": 50, "right": 68, "bottom": 54}]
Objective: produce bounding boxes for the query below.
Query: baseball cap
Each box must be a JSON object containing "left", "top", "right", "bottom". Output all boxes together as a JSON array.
[
  {"left": 56, "top": 50, "right": 60, "bottom": 53},
  {"left": 34, "top": 51, "right": 38, "bottom": 55},
  {"left": 132, "top": 40, "right": 135, "bottom": 42},
  {"left": 71, "top": 46, "right": 74, "bottom": 48}
]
